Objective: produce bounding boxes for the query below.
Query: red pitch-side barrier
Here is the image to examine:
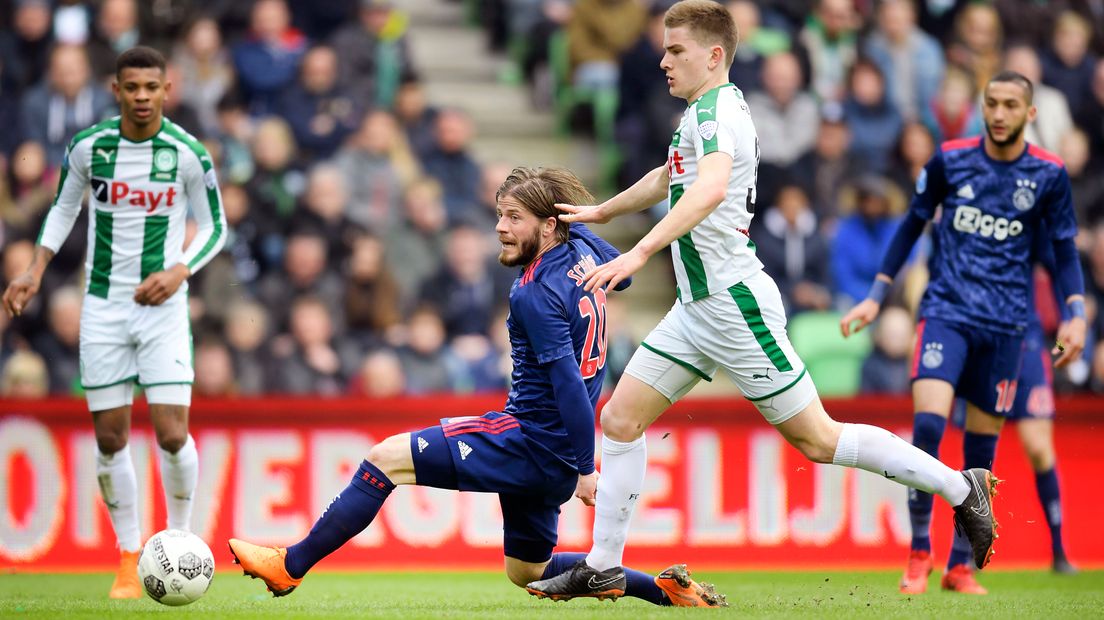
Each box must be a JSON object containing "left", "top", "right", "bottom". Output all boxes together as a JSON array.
[{"left": 1, "top": 396, "right": 1101, "bottom": 571}]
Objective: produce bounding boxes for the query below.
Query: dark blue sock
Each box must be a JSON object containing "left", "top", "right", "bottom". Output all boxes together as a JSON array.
[
  {"left": 948, "top": 431, "right": 1000, "bottom": 569},
  {"left": 1035, "top": 467, "right": 1065, "bottom": 557},
  {"left": 540, "top": 553, "right": 670, "bottom": 606},
  {"left": 285, "top": 460, "right": 394, "bottom": 578},
  {"left": 908, "top": 412, "right": 946, "bottom": 552}
]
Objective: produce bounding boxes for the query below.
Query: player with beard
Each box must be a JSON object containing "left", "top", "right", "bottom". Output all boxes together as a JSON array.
[
  {"left": 841, "top": 70, "right": 1086, "bottom": 594},
  {"left": 228, "top": 167, "right": 727, "bottom": 607}
]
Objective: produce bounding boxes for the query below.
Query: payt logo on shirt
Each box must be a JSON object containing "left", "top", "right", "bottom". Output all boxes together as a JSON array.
[{"left": 91, "top": 177, "right": 177, "bottom": 213}]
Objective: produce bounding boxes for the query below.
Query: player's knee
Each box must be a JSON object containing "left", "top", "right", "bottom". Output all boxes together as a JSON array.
[
  {"left": 796, "top": 438, "right": 836, "bottom": 464},
  {"left": 1024, "top": 442, "right": 1054, "bottom": 471},
  {"left": 366, "top": 436, "right": 405, "bottom": 479},
  {"left": 504, "top": 561, "right": 542, "bottom": 588},
  {"left": 599, "top": 403, "right": 643, "bottom": 442},
  {"left": 156, "top": 430, "right": 188, "bottom": 454},
  {"left": 95, "top": 428, "right": 129, "bottom": 455}
]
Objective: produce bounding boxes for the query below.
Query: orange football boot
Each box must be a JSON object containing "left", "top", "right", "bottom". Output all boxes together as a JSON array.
[
  {"left": 941, "top": 564, "right": 988, "bottom": 594},
  {"left": 108, "top": 550, "right": 142, "bottom": 599},
  {"left": 899, "top": 550, "right": 934, "bottom": 594},
  {"left": 228, "top": 538, "right": 303, "bottom": 597},
  {"left": 654, "top": 564, "right": 728, "bottom": 607}
]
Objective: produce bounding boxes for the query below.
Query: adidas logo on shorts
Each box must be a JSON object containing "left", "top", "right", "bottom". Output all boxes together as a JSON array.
[
  {"left": 458, "top": 441, "right": 473, "bottom": 461},
  {"left": 417, "top": 437, "right": 429, "bottom": 453}
]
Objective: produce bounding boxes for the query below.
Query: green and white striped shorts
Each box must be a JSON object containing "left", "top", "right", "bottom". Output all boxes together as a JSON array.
[{"left": 624, "top": 269, "right": 816, "bottom": 424}]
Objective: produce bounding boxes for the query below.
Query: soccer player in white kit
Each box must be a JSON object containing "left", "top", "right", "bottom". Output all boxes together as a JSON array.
[
  {"left": 2, "top": 46, "right": 226, "bottom": 598},
  {"left": 527, "top": 0, "right": 999, "bottom": 601}
]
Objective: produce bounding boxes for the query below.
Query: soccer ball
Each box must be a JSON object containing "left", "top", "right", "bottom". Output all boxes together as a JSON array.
[{"left": 137, "top": 529, "right": 215, "bottom": 606}]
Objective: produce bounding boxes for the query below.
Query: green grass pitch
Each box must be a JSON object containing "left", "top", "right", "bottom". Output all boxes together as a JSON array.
[{"left": 2, "top": 569, "right": 1101, "bottom": 618}]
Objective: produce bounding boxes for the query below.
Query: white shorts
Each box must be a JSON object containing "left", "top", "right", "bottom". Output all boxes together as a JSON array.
[
  {"left": 624, "top": 270, "right": 817, "bottom": 424},
  {"left": 80, "top": 294, "right": 193, "bottom": 410}
]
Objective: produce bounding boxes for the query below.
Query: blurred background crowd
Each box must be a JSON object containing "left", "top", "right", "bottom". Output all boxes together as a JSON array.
[{"left": 1, "top": 0, "right": 1103, "bottom": 400}]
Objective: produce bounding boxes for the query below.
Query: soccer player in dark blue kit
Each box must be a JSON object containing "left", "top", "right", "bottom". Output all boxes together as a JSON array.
[
  {"left": 841, "top": 71, "right": 1087, "bottom": 594},
  {"left": 228, "top": 167, "right": 726, "bottom": 607}
]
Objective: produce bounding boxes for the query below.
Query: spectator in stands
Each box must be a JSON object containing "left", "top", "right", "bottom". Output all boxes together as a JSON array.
[
  {"left": 1, "top": 141, "right": 57, "bottom": 242},
  {"left": 0, "top": 0, "right": 54, "bottom": 94},
  {"left": 566, "top": 0, "right": 645, "bottom": 92},
  {"left": 422, "top": 108, "right": 482, "bottom": 225},
  {"left": 843, "top": 58, "right": 902, "bottom": 174},
  {"left": 330, "top": 0, "right": 415, "bottom": 109},
  {"left": 215, "top": 93, "right": 256, "bottom": 185},
  {"left": 386, "top": 178, "right": 449, "bottom": 307},
  {"left": 21, "top": 44, "right": 114, "bottom": 166},
  {"left": 210, "top": 183, "right": 262, "bottom": 294},
  {"left": 860, "top": 305, "right": 914, "bottom": 394},
  {"left": 277, "top": 45, "right": 360, "bottom": 161},
  {"left": 163, "top": 63, "right": 205, "bottom": 138},
  {"left": 31, "top": 284, "right": 80, "bottom": 395},
  {"left": 224, "top": 300, "right": 272, "bottom": 395},
  {"left": 1060, "top": 129, "right": 1104, "bottom": 225},
  {"left": 0, "top": 58, "right": 21, "bottom": 158},
  {"left": 616, "top": 4, "right": 683, "bottom": 188},
  {"left": 890, "top": 121, "right": 936, "bottom": 192},
  {"left": 231, "top": 0, "right": 307, "bottom": 116},
  {"left": 832, "top": 174, "right": 909, "bottom": 306},
  {"left": 2, "top": 239, "right": 45, "bottom": 334},
  {"left": 863, "top": 0, "right": 944, "bottom": 123},
  {"left": 471, "top": 162, "right": 515, "bottom": 231},
  {"left": 1042, "top": 11, "right": 1098, "bottom": 124},
  {"left": 258, "top": 230, "right": 344, "bottom": 333},
  {"left": 245, "top": 116, "right": 305, "bottom": 269},
  {"left": 173, "top": 16, "right": 235, "bottom": 139},
  {"left": 752, "top": 184, "right": 832, "bottom": 313},
  {"left": 343, "top": 231, "right": 402, "bottom": 348},
  {"left": 351, "top": 348, "right": 406, "bottom": 397},
  {"left": 0, "top": 349, "right": 48, "bottom": 398},
  {"left": 811, "top": 112, "right": 862, "bottom": 224},
  {"left": 193, "top": 340, "right": 237, "bottom": 397},
  {"left": 86, "top": 0, "right": 141, "bottom": 83},
  {"left": 393, "top": 77, "right": 438, "bottom": 160},
  {"left": 726, "top": 0, "right": 793, "bottom": 94},
  {"left": 1080, "top": 60, "right": 1104, "bottom": 168},
  {"left": 921, "top": 64, "right": 983, "bottom": 143},
  {"left": 267, "top": 295, "right": 351, "bottom": 396},
  {"left": 290, "top": 163, "right": 363, "bottom": 265},
  {"left": 746, "top": 51, "right": 819, "bottom": 204},
  {"left": 419, "top": 225, "right": 504, "bottom": 339},
  {"left": 946, "top": 2, "right": 1002, "bottom": 95},
  {"left": 1004, "top": 45, "right": 1074, "bottom": 153},
  {"left": 799, "top": 0, "right": 859, "bottom": 103},
  {"left": 396, "top": 304, "right": 464, "bottom": 395},
  {"left": 333, "top": 109, "right": 418, "bottom": 233}
]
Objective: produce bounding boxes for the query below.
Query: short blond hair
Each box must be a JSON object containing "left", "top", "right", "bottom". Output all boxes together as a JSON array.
[{"left": 665, "top": 0, "right": 739, "bottom": 66}]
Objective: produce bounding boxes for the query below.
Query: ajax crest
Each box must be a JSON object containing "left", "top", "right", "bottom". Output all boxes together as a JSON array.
[
  {"left": 1013, "top": 179, "right": 1036, "bottom": 211},
  {"left": 922, "top": 342, "right": 944, "bottom": 369}
]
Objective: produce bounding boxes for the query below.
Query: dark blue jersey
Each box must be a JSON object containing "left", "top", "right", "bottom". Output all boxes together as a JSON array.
[
  {"left": 910, "top": 136, "right": 1078, "bottom": 334},
  {"left": 502, "top": 224, "right": 624, "bottom": 471}
]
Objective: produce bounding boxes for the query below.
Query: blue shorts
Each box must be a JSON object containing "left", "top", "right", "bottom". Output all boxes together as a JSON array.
[
  {"left": 1008, "top": 326, "right": 1055, "bottom": 420},
  {"left": 409, "top": 411, "right": 577, "bottom": 563},
  {"left": 911, "top": 317, "right": 1025, "bottom": 416}
]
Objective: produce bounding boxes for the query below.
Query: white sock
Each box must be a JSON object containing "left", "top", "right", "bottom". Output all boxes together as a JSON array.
[
  {"left": 832, "top": 423, "right": 970, "bottom": 506},
  {"left": 96, "top": 445, "right": 141, "bottom": 552},
  {"left": 158, "top": 434, "right": 198, "bottom": 531},
  {"left": 586, "top": 434, "right": 647, "bottom": 571}
]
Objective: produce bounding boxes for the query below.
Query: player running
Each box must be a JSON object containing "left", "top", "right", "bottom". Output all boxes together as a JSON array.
[
  {"left": 2, "top": 46, "right": 226, "bottom": 598},
  {"left": 229, "top": 167, "right": 727, "bottom": 608},
  {"left": 528, "top": 0, "right": 998, "bottom": 602},
  {"left": 839, "top": 70, "right": 1086, "bottom": 595}
]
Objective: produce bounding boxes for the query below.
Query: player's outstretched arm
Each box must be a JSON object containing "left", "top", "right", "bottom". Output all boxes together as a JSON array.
[
  {"left": 2, "top": 246, "right": 54, "bottom": 317},
  {"left": 557, "top": 164, "right": 670, "bottom": 225}
]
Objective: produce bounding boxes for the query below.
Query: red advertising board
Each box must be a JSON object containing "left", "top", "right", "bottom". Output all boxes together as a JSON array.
[{"left": 1, "top": 396, "right": 1101, "bottom": 571}]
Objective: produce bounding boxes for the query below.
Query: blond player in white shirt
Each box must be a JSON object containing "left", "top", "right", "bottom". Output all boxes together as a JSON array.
[
  {"left": 527, "top": 0, "right": 999, "bottom": 602},
  {"left": 3, "top": 46, "right": 225, "bottom": 599}
]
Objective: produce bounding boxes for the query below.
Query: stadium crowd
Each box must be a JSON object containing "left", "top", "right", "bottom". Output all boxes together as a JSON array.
[{"left": 1, "top": 0, "right": 1104, "bottom": 398}]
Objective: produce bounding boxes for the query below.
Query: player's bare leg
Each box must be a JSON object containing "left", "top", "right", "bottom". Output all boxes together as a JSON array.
[
  {"left": 773, "top": 396, "right": 998, "bottom": 571},
  {"left": 92, "top": 403, "right": 142, "bottom": 599},
  {"left": 1017, "top": 418, "right": 1075, "bottom": 573},
  {"left": 150, "top": 403, "right": 197, "bottom": 532},
  {"left": 231, "top": 434, "right": 412, "bottom": 596}
]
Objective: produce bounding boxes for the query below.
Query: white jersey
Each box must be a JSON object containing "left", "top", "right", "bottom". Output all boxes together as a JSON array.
[
  {"left": 666, "top": 82, "right": 762, "bottom": 303},
  {"left": 38, "top": 116, "right": 226, "bottom": 302}
]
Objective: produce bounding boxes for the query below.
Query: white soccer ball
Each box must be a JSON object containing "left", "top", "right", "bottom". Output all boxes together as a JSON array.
[{"left": 137, "top": 529, "right": 215, "bottom": 606}]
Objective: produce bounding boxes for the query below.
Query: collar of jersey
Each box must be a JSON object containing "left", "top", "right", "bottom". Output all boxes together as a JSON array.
[
  {"left": 691, "top": 82, "right": 735, "bottom": 107},
  {"left": 117, "top": 116, "right": 167, "bottom": 144}
]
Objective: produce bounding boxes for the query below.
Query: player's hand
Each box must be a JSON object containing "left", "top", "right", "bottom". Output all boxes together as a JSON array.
[
  {"left": 575, "top": 471, "right": 599, "bottom": 507},
  {"left": 556, "top": 203, "right": 610, "bottom": 224},
  {"left": 1052, "top": 317, "right": 1086, "bottom": 368},
  {"left": 581, "top": 248, "right": 646, "bottom": 293},
  {"left": 840, "top": 298, "right": 881, "bottom": 338},
  {"left": 134, "top": 263, "right": 190, "bottom": 306},
  {"left": 2, "top": 271, "right": 41, "bottom": 317}
]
